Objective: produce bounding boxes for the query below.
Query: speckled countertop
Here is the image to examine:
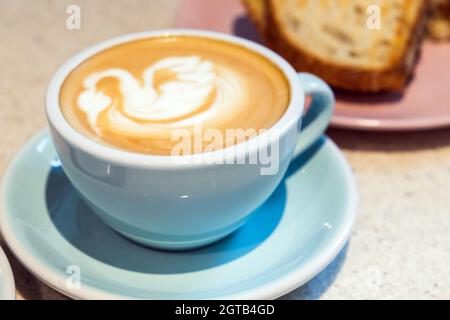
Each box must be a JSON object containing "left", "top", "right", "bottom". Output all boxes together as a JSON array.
[{"left": 0, "top": 0, "right": 449, "bottom": 300}]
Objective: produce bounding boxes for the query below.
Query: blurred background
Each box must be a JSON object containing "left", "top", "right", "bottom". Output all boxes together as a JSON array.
[{"left": 0, "top": 0, "right": 449, "bottom": 300}]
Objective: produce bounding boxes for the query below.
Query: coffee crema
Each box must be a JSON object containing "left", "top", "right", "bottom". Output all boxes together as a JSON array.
[{"left": 59, "top": 36, "right": 290, "bottom": 155}]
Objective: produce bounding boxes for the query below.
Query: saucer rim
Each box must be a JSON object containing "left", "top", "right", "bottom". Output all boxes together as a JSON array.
[
  {"left": 0, "top": 129, "right": 358, "bottom": 300},
  {"left": 331, "top": 115, "right": 450, "bottom": 131}
]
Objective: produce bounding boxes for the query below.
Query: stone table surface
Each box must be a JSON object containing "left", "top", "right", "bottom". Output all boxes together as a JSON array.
[{"left": 0, "top": 0, "right": 449, "bottom": 300}]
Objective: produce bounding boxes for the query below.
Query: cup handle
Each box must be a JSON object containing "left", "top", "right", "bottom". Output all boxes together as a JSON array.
[{"left": 293, "top": 72, "right": 335, "bottom": 158}]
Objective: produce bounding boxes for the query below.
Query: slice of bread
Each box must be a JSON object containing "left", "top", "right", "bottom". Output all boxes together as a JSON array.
[
  {"left": 243, "top": 0, "right": 430, "bottom": 92},
  {"left": 428, "top": 0, "right": 450, "bottom": 39}
]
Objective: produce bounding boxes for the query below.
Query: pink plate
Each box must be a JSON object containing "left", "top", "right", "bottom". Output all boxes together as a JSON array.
[{"left": 176, "top": 0, "right": 450, "bottom": 131}]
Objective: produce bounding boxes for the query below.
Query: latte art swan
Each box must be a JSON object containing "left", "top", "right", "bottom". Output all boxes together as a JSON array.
[
  {"left": 78, "top": 56, "right": 245, "bottom": 135},
  {"left": 59, "top": 36, "right": 290, "bottom": 155}
]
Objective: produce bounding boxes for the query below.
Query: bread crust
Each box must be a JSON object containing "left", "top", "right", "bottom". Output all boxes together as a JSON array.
[
  {"left": 244, "top": 0, "right": 430, "bottom": 92},
  {"left": 241, "top": 0, "right": 267, "bottom": 35},
  {"left": 428, "top": 0, "right": 450, "bottom": 39}
]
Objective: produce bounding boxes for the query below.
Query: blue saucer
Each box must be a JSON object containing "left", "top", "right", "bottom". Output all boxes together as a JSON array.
[{"left": 0, "top": 129, "right": 357, "bottom": 299}]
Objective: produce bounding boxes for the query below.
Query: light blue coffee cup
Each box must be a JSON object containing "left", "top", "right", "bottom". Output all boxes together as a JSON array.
[{"left": 46, "top": 30, "right": 334, "bottom": 250}]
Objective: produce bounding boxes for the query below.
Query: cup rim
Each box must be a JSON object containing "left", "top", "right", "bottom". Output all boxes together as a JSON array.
[{"left": 45, "top": 29, "right": 304, "bottom": 168}]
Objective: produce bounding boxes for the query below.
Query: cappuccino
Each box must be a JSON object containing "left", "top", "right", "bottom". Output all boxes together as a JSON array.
[{"left": 59, "top": 36, "right": 290, "bottom": 155}]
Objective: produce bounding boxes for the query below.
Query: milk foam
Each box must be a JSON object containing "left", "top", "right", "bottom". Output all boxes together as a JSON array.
[{"left": 77, "top": 56, "right": 244, "bottom": 134}]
